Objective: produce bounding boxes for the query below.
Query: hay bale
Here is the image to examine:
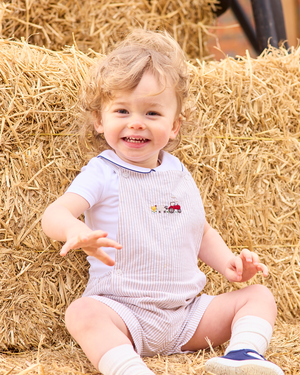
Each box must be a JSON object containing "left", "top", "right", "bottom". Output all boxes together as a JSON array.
[
  {"left": 1, "top": 39, "right": 300, "bottom": 355},
  {"left": 0, "top": 321, "right": 298, "bottom": 374},
  {"left": 181, "top": 47, "right": 300, "bottom": 324},
  {"left": 0, "top": 0, "right": 217, "bottom": 58},
  {"left": 0, "top": 40, "right": 93, "bottom": 351}
]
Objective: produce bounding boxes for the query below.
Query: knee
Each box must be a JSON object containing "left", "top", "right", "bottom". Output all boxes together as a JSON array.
[
  {"left": 247, "top": 284, "right": 277, "bottom": 315},
  {"left": 65, "top": 298, "right": 98, "bottom": 336}
]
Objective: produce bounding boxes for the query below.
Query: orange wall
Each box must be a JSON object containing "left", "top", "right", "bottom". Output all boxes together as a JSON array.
[{"left": 207, "top": 0, "right": 300, "bottom": 60}]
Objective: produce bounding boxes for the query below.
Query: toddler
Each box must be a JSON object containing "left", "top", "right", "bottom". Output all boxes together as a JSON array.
[{"left": 42, "top": 29, "right": 284, "bottom": 375}]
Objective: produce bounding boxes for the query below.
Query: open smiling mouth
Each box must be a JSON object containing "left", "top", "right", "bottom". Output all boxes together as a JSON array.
[{"left": 122, "top": 137, "right": 149, "bottom": 143}]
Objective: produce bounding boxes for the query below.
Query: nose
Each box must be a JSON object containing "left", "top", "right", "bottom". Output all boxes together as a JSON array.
[{"left": 127, "top": 115, "right": 146, "bottom": 130}]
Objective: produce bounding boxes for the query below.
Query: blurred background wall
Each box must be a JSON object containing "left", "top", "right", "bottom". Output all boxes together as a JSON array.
[{"left": 207, "top": 0, "right": 300, "bottom": 60}]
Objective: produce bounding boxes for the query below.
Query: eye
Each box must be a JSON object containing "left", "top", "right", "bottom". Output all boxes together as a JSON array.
[
  {"left": 116, "top": 109, "right": 129, "bottom": 114},
  {"left": 147, "top": 111, "right": 160, "bottom": 116}
]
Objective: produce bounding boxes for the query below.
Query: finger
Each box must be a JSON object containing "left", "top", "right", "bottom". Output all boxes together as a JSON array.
[
  {"left": 60, "top": 246, "right": 68, "bottom": 257},
  {"left": 95, "top": 237, "right": 122, "bottom": 249},
  {"left": 70, "top": 233, "right": 104, "bottom": 249},
  {"left": 93, "top": 247, "right": 115, "bottom": 266},
  {"left": 251, "top": 252, "right": 260, "bottom": 265},
  {"left": 60, "top": 242, "right": 74, "bottom": 256},
  {"left": 234, "top": 256, "right": 244, "bottom": 278},
  {"left": 85, "top": 230, "right": 108, "bottom": 241},
  {"left": 60, "top": 236, "right": 81, "bottom": 256},
  {"left": 226, "top": 267, "right": 242, "bottom": 282},
  {"left": 83, "top": 232, "right": 122, "bottom": 249},
  {"left": 241, "top": 249, "right": 261, "bottom": 265},
  {"left": 240, "top": 248, "right": 252, "bottom": 262},
  {"left": 256, "top": 263, "right": 269, "bottom": 277},
  {"left": 60, "top": 234, "right": 88, "bottom": 256},
  {"left": 81, "top": 237, "right": 122, "bottom": 250}
]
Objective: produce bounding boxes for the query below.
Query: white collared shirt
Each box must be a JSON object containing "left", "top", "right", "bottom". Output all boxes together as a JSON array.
[{"left": 66, "top": 150, "right": 183, "bottom": 276}]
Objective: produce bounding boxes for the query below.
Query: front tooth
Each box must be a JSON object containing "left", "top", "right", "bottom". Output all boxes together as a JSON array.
[{"left": 127, "top": 137, "right": 145, "bottom": 142}]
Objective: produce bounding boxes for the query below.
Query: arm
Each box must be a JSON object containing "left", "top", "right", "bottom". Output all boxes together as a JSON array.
[
  {"left": 198, "top": 220, "right": 268, "bottom": 282},
  {"left": 42, "top": 192, "right": 122, "bottom": 265}
]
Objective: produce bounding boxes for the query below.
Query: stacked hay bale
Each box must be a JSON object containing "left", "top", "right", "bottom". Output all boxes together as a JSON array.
[
  {"left": 1, "top": 40, "right": 300, "bottom": 372},
  {"left": 0, "top": 0, "right": 218, "bottom": 354},
  {"left": 0, "top": 2, "right": 300, "bottom": 373},
  {"left": 0, "top": 0, "right": 217, "bottom": 58}
]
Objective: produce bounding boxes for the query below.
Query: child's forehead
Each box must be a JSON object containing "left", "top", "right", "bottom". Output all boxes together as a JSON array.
[
  {"left": 111, "top": 72, "right": 175, "bottom": 99},
  {"left": 110, "top": 87, "right": 175, "bottom": 106}
]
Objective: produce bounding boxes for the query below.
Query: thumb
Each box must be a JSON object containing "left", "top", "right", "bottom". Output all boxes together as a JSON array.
[
  {"left": 226, "top": 257, "right": 243, "bottom": 282},
  {"left": 60, "top": 236, "right": 80, "bottom": 256},
  {"left": 234, "top": 256, "right": 244, "bottom": 277},
  {"left": 60, "top": 243, "right": 71, "bottom": 256}
]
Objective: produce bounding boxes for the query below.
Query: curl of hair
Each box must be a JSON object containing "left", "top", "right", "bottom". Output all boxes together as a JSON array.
[{"left": 79, "top": 29, "right": 190, "bottom": 154}]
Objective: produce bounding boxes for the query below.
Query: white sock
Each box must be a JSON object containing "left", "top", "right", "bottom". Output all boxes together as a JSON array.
[
  {"left": 225, "top": 315, "right": 273, "bottom": 356},
  {"left": 98, "top": 344, "right": 155, "bottom": 375}
]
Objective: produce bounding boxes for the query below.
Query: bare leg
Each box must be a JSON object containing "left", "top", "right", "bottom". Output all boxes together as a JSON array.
[
  {"left": 182, "top": 284, "right": 277, "bottom": 351},
  {"left": 65, "top": 297, "right": 133, "bottom": 368}
]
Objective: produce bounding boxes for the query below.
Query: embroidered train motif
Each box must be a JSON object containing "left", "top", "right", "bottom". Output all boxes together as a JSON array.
[{"left": 151, "top": 201, "right": 181, "bottom": 213}]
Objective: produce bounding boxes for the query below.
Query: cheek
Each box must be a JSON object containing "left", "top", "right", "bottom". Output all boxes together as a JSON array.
[
  {"left": 103, "top": 123, "right": 124, "bottom": 145},
  {"left": 162, "top": 123, "right": 176, "bottom": 138},
  {"left": 156, "top": 129, "right": 173, "bottom": 145},
  {"left": 103, "top": 130, "right": 116, "bottom": 144}
]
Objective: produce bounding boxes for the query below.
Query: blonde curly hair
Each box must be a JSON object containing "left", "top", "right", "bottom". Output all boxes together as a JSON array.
[{"left": 79, "top": 29, "right": 190, "bottom": 153}]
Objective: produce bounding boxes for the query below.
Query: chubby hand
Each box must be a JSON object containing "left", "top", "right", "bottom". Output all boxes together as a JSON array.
[
  {"left": 224, "top": 248, "right": 268, "bottom": 282},
  {"left": 60, "top": 230, "right": 122, "bottom": 266}
]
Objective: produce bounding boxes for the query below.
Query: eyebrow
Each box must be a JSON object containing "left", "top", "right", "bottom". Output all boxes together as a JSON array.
[{"left": 112, "top": 100, "right": 164, "bottom": 108}]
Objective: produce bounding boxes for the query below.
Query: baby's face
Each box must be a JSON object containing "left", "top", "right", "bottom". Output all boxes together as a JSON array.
[{"left": 94, "top": 71, "right": 181, "bottom": 169}]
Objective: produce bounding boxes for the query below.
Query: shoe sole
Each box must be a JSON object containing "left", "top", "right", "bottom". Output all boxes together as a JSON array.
[{"left": 205, "top": 358, "right": 284, "bottom": 375}]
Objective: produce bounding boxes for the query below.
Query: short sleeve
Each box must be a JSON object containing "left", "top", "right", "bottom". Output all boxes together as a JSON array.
[{"left": 66, "top": 157, "right": 108, "bottom": 208}]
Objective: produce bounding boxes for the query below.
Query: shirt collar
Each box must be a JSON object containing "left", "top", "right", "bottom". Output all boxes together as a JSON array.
[{"left": 97, "top": 150, "right": 183, "bottom": 173}]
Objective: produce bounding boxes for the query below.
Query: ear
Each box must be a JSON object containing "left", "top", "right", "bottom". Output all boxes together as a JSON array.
[
  {"left": 93, "top": 111, "right": 103, "bottom": 134},
  {"left": 169, "top": 116, "right": 181, "bottom": 140}
]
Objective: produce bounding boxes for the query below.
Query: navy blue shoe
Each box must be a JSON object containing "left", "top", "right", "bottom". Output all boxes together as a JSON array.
[{"left": 205, "top": 349, "right": 284, "bottom": 374}]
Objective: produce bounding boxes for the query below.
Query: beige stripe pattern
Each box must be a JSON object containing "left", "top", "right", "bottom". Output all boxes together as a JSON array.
[{"left": 83, "top": 163, "right": 215, "bottom": 356}]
